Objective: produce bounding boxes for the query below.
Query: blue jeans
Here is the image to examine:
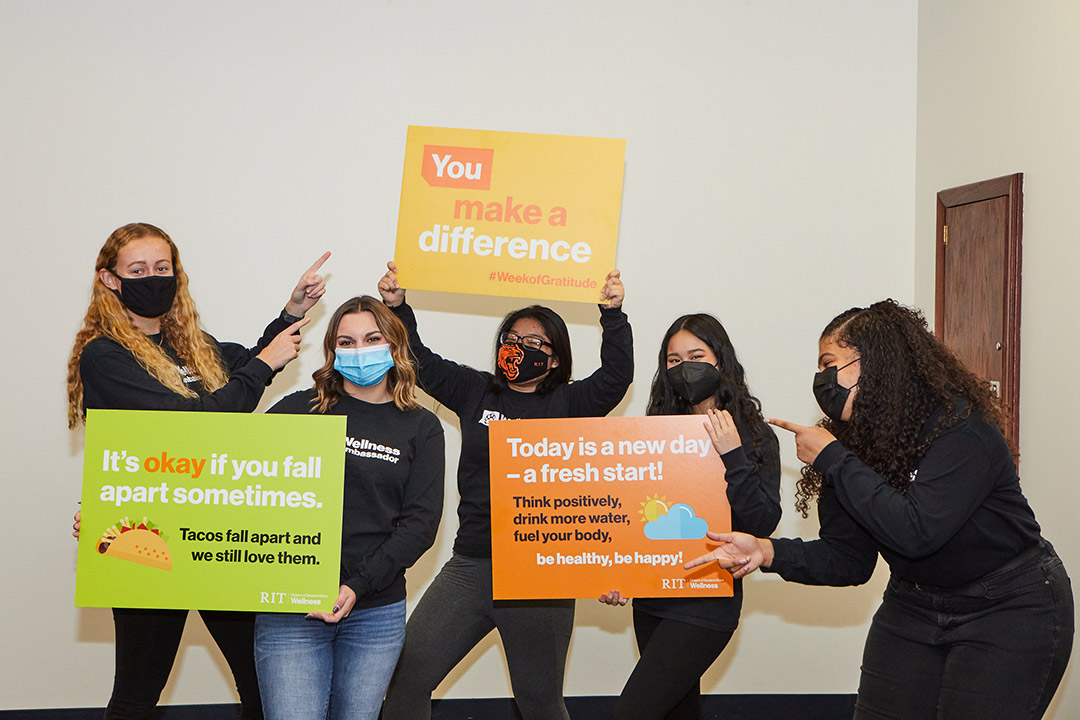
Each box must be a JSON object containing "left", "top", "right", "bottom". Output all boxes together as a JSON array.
[
  {"left": 856, "top": 542, "right": 1073, "bottom": 719},
  {"left": 254, "top": 599, "right": 405, "bottom": 720}
]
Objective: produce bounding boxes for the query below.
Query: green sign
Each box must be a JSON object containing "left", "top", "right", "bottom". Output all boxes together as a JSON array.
[{"left": 76, "top": 409, "right": 346, "bottom": 613}]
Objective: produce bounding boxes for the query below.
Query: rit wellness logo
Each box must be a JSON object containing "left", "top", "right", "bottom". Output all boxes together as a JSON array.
[{"left": 422, "top": 145, "right": 494, "bottom": 190}]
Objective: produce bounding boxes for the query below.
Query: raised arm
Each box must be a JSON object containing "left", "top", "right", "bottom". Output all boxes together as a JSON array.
[
  {"left": 379, "top": 261, "right": 488, "bottom": 412},
  {"left": 769, "top": 415, "right": 997, "bottom": 560},
  {"left": 816, "top": 424, "right": 995, "bottom": 559},
  {"left": 80, "top": 318, "right": 307, "bottom": 413},
  {"left": 567, "top": 270, "right": 634, "bottom": 416}
]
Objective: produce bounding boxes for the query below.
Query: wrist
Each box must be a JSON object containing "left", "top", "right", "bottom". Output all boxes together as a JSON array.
[
  {"left": 281, "top": 306, "right": 304, "bottom": 323},
  {"left": 760, "top": 538, "right": 775, "bottom": 568}
]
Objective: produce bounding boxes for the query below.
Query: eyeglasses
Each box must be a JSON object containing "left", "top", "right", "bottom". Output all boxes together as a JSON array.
[{"left": 500, "top": 332, "right": 551, "bottom": 351}]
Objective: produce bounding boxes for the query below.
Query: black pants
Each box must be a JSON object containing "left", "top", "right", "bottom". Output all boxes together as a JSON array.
[
  {"left": 856, "top": 543, "right": 1073, "bottom": 719},
  {"left": 611, "top": 608, "right": 735, "bottom": 720},
  {"left": 382, "top": 554, "right": 573, "bottom": 720},
  {"left": 106, "top": 608, "right": 263, "bottom": 720}
]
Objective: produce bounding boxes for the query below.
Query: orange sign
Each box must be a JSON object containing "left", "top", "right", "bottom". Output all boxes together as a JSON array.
[{"left": 489, "top": 416, "right": 733, "bottom": 599}]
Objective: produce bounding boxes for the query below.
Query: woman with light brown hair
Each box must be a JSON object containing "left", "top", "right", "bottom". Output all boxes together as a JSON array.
[
  {"left": 68, "top": 221, "right": 329, "bottom": 719},
  {"left": 256, "top": 295, "right": 444, "bottom": 720}
]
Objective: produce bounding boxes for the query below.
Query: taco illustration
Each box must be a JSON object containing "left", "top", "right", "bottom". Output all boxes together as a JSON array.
[{"left": 97, "top": 517, "right": 172, "bottom": 571}]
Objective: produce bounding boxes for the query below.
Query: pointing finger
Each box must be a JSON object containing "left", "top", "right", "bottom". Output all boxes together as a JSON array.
[
  {"left": 305, "top": 251, "right": 331, "bottom": 275},
  {"left": 285, "top": 317, "right": 311, "bottom": 334},
  {"left": 766, "top": 417, "right": 805, "bottom": 434}
]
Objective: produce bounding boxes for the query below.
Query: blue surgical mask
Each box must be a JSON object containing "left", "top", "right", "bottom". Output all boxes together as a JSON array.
[{"left": 334, "top": 345, "right": 395, "bottom": 387}]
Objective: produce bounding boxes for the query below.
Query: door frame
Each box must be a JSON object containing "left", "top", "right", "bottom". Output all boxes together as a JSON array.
[{"left": 935, "top": 172, "right": 1023, "bottom": 447}]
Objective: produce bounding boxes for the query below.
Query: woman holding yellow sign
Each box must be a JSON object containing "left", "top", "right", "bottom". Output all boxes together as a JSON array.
[
  {"left": 686, "top": 300, "right": 1073, "bottom": 720},
  {"left": 68, "top": 222, "right": 328, "bottom": 720},
  {"left": 599, "top": 313, "right": 781, "bottom": 720},
  {"left": 377, "top": 261, "right": 633, "bottom": 720},
  {"left": 256, "top": 295, "right": 444, "bottom": 720}
]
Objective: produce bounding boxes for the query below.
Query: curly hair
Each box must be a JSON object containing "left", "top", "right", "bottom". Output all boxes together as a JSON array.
[
  {"left": 647, "top": 314, "right": 772, "bottom": 465},
  {"left": 794, "top": 299, "right": 1008, "bottom": 517},
  {"left": 311, "top": 296, "right": 420, "bottom": 413},
  {"left": 67, "top": 223, "right": 229, "bottom": 428}
]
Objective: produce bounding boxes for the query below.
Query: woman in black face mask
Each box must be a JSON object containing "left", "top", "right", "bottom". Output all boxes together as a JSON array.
[
  {"left": 377, "top": 262, "right": 634, "bottom": 720},
  {"left": 68, "top": 222, "right": 330, "bottom": 720},
  {"left": 599, "top": 313, "right": 780, "bottom": 720},
  {"left": 687, "top": 299, "right": 1073, "bottom": 720}
]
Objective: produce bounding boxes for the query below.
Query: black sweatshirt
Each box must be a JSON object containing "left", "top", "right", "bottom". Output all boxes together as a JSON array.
[
  {"left": 768, "top": 405, "right": 1043, "bottom": 588},
  {"left": 634, "top": 432, "right": 782, "bottom": 631},
  {"left": 267, "top": 390, "right": 444, "bottom": 609},
  {"left": 80, "top": 316, "right": 290, "bottom": 413},
  {"left": 390, "top": 301, "right": 634, "bottom": 559}
]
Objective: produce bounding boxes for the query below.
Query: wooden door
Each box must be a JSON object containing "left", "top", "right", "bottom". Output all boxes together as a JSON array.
[{"left": 935, "top": 173, "right": 1023, "bottom": 449}]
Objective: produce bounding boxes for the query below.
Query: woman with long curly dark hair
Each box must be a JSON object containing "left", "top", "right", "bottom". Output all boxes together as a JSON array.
[
  {"left": 687, "top": 299, "right": 1073, "bottom": 719},
  {"left": 600, "top": 313, "right": 780, "bottom": 720}
]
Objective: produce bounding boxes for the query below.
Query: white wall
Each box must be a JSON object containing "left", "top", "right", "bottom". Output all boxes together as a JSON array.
[
  {"left": 0, "top": 0, "right": 917, "bottom": 709},
  {"left": 916, "top": 2, "right": 1080, "bottom": 715}
]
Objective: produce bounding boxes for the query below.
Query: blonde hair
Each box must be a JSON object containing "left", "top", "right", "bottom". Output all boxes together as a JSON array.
[
  {"left": 67, "top": 223, "right": 229, "bottom": 428},
  {"left": 311, "top": 296, "right": 420, "bottom": 413}
]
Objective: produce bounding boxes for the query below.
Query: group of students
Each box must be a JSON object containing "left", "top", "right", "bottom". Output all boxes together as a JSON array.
[{"left": 67, "top": 222, "right": 1072, "bottom": 720}]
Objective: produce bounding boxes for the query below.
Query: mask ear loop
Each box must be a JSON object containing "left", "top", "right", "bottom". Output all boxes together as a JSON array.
[{"left": 837, "top": 356, "right": 860, "bottom": 389}]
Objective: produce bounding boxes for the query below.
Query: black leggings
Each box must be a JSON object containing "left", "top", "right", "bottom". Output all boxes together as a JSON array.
[
  {"left": 611, "top": 608, "right": 735, "bottom": 720},
  {"left": 106, "top": 608, "right": 262, "bottom": 720}
]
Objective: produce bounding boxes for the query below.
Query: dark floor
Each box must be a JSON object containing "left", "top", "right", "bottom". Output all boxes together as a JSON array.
[{"left": 0, "top": 694, "right": 857, "bottom": 719}]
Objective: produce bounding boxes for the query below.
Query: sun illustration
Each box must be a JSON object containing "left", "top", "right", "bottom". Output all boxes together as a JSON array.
[{"left": 638, "top": 494, "right": 669, "bottom": 522}]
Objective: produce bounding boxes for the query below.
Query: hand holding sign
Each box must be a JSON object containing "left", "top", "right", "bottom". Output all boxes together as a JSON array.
[
  {"left": 683, "top": 531, "right": 772, "bottom": 579},
  {"left": 598, "top": 588, "right": 629, "bottom": 606},
  {"left": 286, "top": 251, "right": 331, "bottom": 316},
  {"left": 767, "top": 417, "right": 837, "bottom": 465},
  {"left": 307, "top": 584, "right": 356, "bottom": 624},
  {"left": 378, "top": 261, "right": 405, "bottom": 308},
  {"left": 599, "top": 269, "right": 624, "bottom": 308}
]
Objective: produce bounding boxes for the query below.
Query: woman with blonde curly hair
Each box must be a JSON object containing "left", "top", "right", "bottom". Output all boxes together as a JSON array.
[
  {"left": 256, "top": 296, "right": 444, "bottom": 720},
  {"left": 687, "top": 299, "right": 1073, "bottom": 720},
  {"left": 68, "top": 221, "right": 329, "bottom": 719}
]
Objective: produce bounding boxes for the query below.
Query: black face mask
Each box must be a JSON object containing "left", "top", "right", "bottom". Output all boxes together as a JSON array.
[
  {"left": 666, "top": 361, "right": 722, "bottom": 405},
  {"left": 497, "top": 342, "right": 551, "bottom": 384},
  {"left": 109, "top": 272, "right": 177, "bottom": 319},
  {"left": 813, "top": 358, "right": 860, "bottom": 421}
]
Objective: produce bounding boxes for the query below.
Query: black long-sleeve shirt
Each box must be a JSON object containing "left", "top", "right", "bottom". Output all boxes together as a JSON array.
[
  {"left": 80, "top": 317, "right": 289, "bottom": 413},
  {"left": 634, "top": 432, "right": 782, "bottom": 631},
  {"left": 268, "top": 390, "right": 445, "bottom": 609},
  {"left": 768, "top": 405, "right": 1043, "bottom": 588},
  {"left": 390, "top": 301, "right": 634, "bottom": 559}
]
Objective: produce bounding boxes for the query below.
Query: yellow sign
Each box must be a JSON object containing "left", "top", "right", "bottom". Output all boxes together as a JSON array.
[{"left": 394, "top": 126, "right": 626, "bottom": 304}]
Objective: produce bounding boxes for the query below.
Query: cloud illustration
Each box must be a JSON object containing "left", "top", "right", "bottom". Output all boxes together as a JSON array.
[{"left": 643, "top": 503, "right": 709, "bottom": 540}]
